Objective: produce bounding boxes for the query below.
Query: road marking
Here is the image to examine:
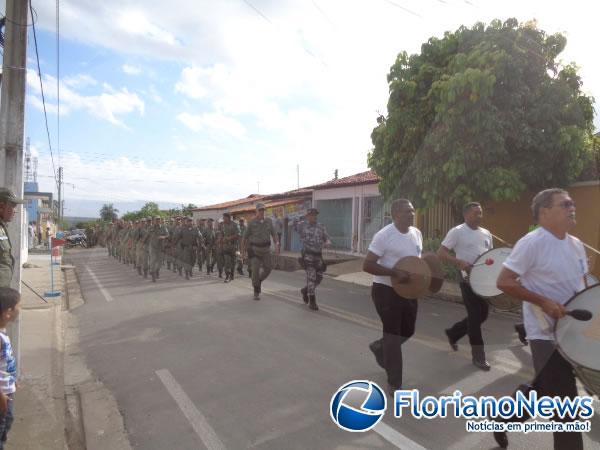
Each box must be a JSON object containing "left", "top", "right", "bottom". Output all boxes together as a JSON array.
[
  {"left": 85, "top": 265, "right": 114, "bottom": 302},
  {"left": 374, "top": 421, "right": 428, "bottom": 450},
  {"left": 156, "top": 369, "right": 226, "bottom": 450}
]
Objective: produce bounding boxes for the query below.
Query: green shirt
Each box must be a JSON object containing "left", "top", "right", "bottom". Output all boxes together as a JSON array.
[
  {"left": 244, "top": 217, "right": 276, "bottom": 245},
  {"left": 0, "top": 221, "right": 14, "bottom": 287},
  {"left": 222, "top": 222, "right": 240, "bottom": 252}
]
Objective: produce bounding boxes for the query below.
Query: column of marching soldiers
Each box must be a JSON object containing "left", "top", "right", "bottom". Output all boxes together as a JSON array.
[{"left": 103, "top": 215, "right": 248, "bottom": 283}]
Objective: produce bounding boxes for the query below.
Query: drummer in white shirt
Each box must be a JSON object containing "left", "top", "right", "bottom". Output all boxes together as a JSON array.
[
  {"left": 493, "top": 188, "right": 587, "bottom": 450},
  {"left": 437, "top": 202, "right": 494, "bottom": 371},
  {"left": 363, "top": 199, "right": 423, "bottom": 393}
]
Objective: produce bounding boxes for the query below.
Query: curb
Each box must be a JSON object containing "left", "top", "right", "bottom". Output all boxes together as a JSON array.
[{"left": 62, "top": 266, "right": 133, "bottom": 450}]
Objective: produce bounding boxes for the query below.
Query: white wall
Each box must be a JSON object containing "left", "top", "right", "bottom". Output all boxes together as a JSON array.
[{"left": 192, "top": 209, "right": 225, "bottom": 221}]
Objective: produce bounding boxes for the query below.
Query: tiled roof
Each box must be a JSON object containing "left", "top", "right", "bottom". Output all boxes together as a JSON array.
[
  {"left": 312, "top": 170, "right": 379, "bottom": 189},
  {"left": 230, "top": 197, "right": 308, "bottom": 214},
  {"left": 192, "top": 194, "right": 265, "bottom": 211}
]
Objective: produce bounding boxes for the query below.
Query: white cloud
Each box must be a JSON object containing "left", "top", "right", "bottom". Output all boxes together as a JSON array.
[
  {"left": 176, "top": 112, "right": 246, "bottom": 138},
  {"left": 27, "top": 69, "right": 144, "bottom": 126},
  {"left": 122, "top": 64, "right": 142, "bottom": 75},
  {"left": 117, "top": 10, "right": 179, "bottom": 46}
]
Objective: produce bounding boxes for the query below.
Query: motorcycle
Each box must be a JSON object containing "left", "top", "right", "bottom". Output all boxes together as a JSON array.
[{"left": 65, "top": 233, "right": 88, "bottom": 248}]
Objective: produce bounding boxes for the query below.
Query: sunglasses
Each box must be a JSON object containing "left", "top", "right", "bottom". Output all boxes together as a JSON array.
[{"left": 550, "top": 200, "right": 576, "bottom": 209}]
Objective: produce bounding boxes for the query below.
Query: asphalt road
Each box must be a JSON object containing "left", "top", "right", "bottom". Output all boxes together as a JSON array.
[{"left": 67, "top": 248, "right": 600, "bottom": 450}]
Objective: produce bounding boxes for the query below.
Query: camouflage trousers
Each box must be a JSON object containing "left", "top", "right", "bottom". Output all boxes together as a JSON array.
[
  {"left": 215, "top": 248, "right": 224, "bottom": 273},
  {"left": 136, "top": 244, "right": 149, "bottom": 271},
  {"left": 303, "top": 254, "right": 324, "bottom": 296},
  {"left": 223, "top": 248, "right": 236, "bottom": 276},
  {"left": 250, "top": 245, "right": 272, "bottom": 289},
  {"left": 149, "top": 247, "right": 163, "bottom": 273},
  {"left": 196, "top": 247, "right": 205, "bottom": 270},
  {"left": 204, "top": 246, "right": 215, "bottom": 270},
  {"left": 181, "top": 245, "right": 196, "bottom": 272}
]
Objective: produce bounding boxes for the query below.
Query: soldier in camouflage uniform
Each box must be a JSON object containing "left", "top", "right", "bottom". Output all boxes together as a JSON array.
[
  {"left": 293, "top": 208, "right": 331, "bottom": 311},
  {"left": 164, "top": 218, "right": 174, "bottom": 271},
  {"left": 242, "top": 203, "right": 280, "bottom": 300},
  {"left": 0, "top": 188, "right": 25, "bottom": 288},
  {"left": 236, "top": 218, "right": 247, "bottom": 276},
  {"left": 180, "top": 217, "right": 200, "bottom": 279},
  {"left": 196, "top": 219, "right": 206, "bottom": 272},
  {"left": 215, "top": 221, "right": 225, "bottom": 278},
  {"left": 173, "top": 217, "right": 185, "bottom": 276},
  {"left": 203, "top": 219, "right": 216, "bottom": 274},
  {"left": 135, "top": 219, "right": 147, "bottom": 276},
  {"left": 221, "top": 212, "right": 240, "bottom": 283},
  {"left": 149, "top": 216, "right": 168, "bottom": 282},
  {"left": 119, "top": 222, "right": 130, "bottom": 264}
]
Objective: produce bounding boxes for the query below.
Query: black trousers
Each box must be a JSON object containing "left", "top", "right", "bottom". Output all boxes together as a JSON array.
[
  {"left": 370, "top": 283, "right": 418, "bottom": 387},
  {"left": 499, "top": 339, "right": 583, "bottom": 450},
  {"left": 447, "top": 281, "right": 488, "bottom": 347}
]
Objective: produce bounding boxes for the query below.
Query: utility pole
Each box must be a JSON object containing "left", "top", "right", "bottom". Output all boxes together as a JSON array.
[
  {"left": 57, "top": 166, "right": 63, "bottom": 227},
  {"left": 0, "top": 0, "right": 30, "bottom": 373},
  {"left": 296, "top": 164, "right": 299, "bottom": 190}
]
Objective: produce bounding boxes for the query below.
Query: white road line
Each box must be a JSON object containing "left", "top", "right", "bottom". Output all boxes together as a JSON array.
[
  {"left": 156, "top": 369, "right": 226, "bottom": 450},
  {"left": 374, "top": 421, "right": 428, "bottom": 450},
  {"left": 85, "top": 265, "right": 114, "bottom": 302}
]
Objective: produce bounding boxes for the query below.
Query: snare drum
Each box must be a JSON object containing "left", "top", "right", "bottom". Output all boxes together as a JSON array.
[
  {"left": 467, "top": 247, "right": 520, "bottom": 311},
  {"left": 554, "top": 284, "right": 600, "bottom": 396}
]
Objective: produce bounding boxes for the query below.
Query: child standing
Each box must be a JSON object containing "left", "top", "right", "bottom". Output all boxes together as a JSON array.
[{"left": 0, "top": 288, "right": 19, "bottom": 449}]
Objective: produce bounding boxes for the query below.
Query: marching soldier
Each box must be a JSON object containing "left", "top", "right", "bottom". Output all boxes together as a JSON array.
[
  {"left": 135, "top": 220, "right": 146, "bottom": 276},
  {"left": 196, "top": 219, "right": 207, "bottom": 272},
  {"left": 242, "top": 203, "right": 280, "bottom": 300},
  {"left": 141, "top": 218, "right": 151, "bottom": 278},
  {"left": 215, "top": 220, "right": 225, "bottom": 278},
  {"left": 293, "top": 208, "right": 331, "bottom": 311},
  {"left": 237, "top": 218, "right": 247, "bottom": 276},
  {"left": 180, "top": 217, "right": 199, "bottom": 279},
  {"left": 0, "top": 188, "right": 25, "bottom": 287},
  {"left": 222, "top": 213, "right": 240, "bottom": 283},
  {"left": 173, "top": 217, "right": 184, "bottom": 276},
  {"left": 149, "top": 216, "right": 168, "bottom": 282},
  {"left": 204, "top": 218, "right": 216, "bottom": 274}
]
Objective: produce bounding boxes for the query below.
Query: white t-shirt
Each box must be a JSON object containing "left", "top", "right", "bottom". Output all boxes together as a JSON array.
[
  {"left": 503, "top": 227, "right": 588, "bottom": 341},
  {"left": 441, "top": 223, "right": 493, "bottom": 265},
  {"left": 368, "top": 224, "right": 423, "bottom": 287}
]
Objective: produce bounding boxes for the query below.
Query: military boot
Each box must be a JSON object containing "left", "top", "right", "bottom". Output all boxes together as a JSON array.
[
  {"left": 301, "top": 287, "right": 308, "bottom": 304},
  {"left": 308, "top": 294, "right": 318, "bottom": 311}
]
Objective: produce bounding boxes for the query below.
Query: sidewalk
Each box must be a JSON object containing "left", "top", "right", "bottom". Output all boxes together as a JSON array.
[{"left": 10, "top": 254, "right": 67, "bottom": 450}]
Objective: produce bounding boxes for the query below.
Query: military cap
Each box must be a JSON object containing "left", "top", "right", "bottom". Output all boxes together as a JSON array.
[
  {"left": 223, "top": 211, "right": 231, "bottom": 217},
  {"left": 0, "top": 188, "right": 24, "bottom": 204},
  {"left": 255, "top": 202, "right": 266, "bottom": 210},
  {"left": 307, "top": 207, "right": 319, "bottom": 215},
  {"left": 207, "top": 218, "right": 214, "bottom": 222}
]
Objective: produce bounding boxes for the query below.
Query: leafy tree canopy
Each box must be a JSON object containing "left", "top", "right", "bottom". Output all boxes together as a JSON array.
[
  {"left": 368, "top": 18, "right": 595, "bottom": 213},
  {"left": 99, "top": 203, "right": 119, "bottom": 222}
]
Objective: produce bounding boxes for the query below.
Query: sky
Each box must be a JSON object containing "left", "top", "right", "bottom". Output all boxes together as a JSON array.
[{"left": 20, "top": 0, "right": 600, "bottom": 217}]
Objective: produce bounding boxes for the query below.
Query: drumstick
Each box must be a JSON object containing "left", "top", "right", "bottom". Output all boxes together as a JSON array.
[
  {"left": 472, "top": 258, "right": 495, "bottom": 267},
  {"left": 567, "top": 309, "right": 593, "bottom": 321},
  {"left": 490, "top": 233, "right": 513, "bottom": 247}
]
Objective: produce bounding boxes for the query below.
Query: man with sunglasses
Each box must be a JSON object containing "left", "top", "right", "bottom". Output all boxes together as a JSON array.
[{"left": 493, "top": 188, "right": 587, "bottom": 450}]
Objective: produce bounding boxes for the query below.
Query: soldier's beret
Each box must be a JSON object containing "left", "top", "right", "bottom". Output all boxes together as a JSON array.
[
  {"left": 0, "top": 188, "right": 25, "bottom": 204},
  {"left": 307, "top": 208, "right": 319, "bottom": 215}
]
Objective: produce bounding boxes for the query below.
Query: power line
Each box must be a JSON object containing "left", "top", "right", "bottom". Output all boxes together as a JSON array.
[
  {"left": 56, "top": 0, "right": 60, "bottom": 165},
  {"left": 29, "top": 3, "right": 59, "bottom": 192},
  {"left": 382, "top": 0, "right": 422, "bottom": 18}
]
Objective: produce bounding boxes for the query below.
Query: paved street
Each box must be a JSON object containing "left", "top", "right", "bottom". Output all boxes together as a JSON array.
[{"left": 66, "top": 248, "right": 600, "bottom": 450}]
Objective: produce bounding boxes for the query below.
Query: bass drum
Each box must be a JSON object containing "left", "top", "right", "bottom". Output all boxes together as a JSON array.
[
  {"left": 467, "top": 247, "right": 520, "bottom": 311},
  {"left": 555, "top": 284, "right": 600, "bottom": 396}
]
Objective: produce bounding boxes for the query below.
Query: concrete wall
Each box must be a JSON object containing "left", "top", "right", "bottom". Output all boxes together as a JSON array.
[{"left": 479, "top": 182, "right": 600, "bottom": 275}]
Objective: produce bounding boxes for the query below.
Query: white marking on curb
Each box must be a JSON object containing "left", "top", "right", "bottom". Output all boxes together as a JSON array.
[
  {"left": 374, "top": 421, "right": 428, "bottom": 450},
  {"left": 156, "top": 369, "right": 226, "bottom": 450},
  {"left": 85, "top": 266, "right": 114, "bottom": 302}
]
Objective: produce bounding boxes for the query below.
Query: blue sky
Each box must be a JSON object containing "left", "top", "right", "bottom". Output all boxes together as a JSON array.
[{"left": 23, "top": 0, "right": 599, "bottom": 217}]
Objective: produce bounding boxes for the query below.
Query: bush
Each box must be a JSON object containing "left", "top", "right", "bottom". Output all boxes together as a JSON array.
[{"left": 422, "top": 238, "right": 462, "bottom": 283}]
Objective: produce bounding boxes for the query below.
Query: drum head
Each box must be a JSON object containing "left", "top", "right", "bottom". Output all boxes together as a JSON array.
[
  {"left": 555, "top": 284, "right": 600, "bottom": 372},
  {"left": 422, "top": 252, "right": 444, "bottom": 293},
  {"left": 392, "top": 256, "right": 432, "bottom": 299},
  {"left": 469, "top": 247, "right": 512, "bottom": 297}
]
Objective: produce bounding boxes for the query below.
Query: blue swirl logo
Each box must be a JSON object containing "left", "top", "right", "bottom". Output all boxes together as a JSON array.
[{"left": 330, "top": 380, "right": 387, "bottom": 432}]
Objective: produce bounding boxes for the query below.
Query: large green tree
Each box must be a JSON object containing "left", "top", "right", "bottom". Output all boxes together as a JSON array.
[
  {"left": 99, "top": 203, "right": 119, "bottom": 221},
  {"left": 368, "top": 19, "right": 595, "bottom": 214}
]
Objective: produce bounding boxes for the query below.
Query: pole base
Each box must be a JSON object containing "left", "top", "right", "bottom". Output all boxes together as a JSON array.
[{"left": 44, "top": 291, "right": 62, "bottom": 298}]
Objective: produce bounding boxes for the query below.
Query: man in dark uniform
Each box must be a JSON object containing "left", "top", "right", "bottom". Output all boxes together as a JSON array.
[
  {"left": 242, "top": 203, "right": 280, "bottom": 300},
  {"left": 222, "top": 212, "right": 240, "bottom": 283},
  {"left": 293, "top": 208, "right": 331, "bottom": 310},
  {"left": 204, "top": 218, "right": 216, "bottom": 274},
  {"left": 180, "top": 217, "right": 199, "bottom": 279},
  {"left": 0, "top": 188, "right": 25, "bottom": 287}
]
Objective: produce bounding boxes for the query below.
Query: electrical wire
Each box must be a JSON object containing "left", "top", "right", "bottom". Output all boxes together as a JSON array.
[{"left": 29, "top": 3, "right": 59, "bottom": 192}]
